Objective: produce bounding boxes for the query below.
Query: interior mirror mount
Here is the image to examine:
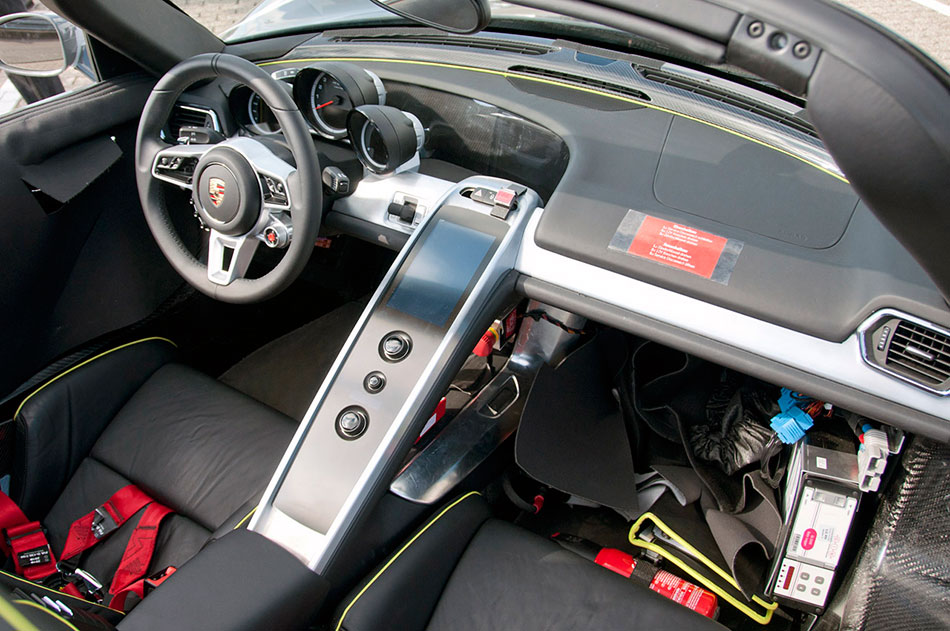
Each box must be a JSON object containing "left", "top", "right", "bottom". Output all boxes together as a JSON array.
[
  {"left": 368, "top": 0, "right": 491, "bottom": 34},
  {"left": 0, "top": 11, "right": 92, "bottom": 79}
]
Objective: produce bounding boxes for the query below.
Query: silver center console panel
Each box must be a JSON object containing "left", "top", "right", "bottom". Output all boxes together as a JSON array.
[{"left": 250, "top": 175, "right": 541, "bottom": 571}]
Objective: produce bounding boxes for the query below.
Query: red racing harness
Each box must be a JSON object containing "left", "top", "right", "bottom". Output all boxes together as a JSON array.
[{"left": 0, "top": 484, "right": 173, "bottom": 609}]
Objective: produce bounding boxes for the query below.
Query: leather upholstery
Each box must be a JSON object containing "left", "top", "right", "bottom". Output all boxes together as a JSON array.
[
  {"left": 13, "top": 338, "right": 176, "bottom": 518},
  {"left": 11, "top": 339, "right": 296, "bottom": 597},
  {"left": 335, "top": 493, "right": 491, "bottom": 631},
  {"left": 338, "top": 494, "right": 725, "bottom": 631}
]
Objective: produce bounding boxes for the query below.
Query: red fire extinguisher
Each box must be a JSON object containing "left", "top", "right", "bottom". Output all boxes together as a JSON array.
[{"left": 553, "top": 534, "right": 718, "bottom": 619}]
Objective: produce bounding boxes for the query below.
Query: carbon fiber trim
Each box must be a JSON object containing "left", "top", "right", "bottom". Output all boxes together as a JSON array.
[
  {"left": 261, "top": 35, "right": 844, "bottom": 181},
  {"left": 833, "top": 439, "right": 950, "bottom": 630}
]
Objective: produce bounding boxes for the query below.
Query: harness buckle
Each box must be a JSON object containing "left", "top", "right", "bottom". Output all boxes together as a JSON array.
[
  {"left": 144, "top": 566, "right": 177, "bottom": 595},
  {"left": 54, "top": 562, "right": 104, "bottom": 603},
  {"left": 91, "top": 505, "right": 119, "bottom": 539}
]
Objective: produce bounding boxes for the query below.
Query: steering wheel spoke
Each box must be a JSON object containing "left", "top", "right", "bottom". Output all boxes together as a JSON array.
[
  {"left": 151, "top": 143, "right": 215, "bottom": 189},
  {"left": 207, "top": 229, "right": 260, "bottom": 285}
]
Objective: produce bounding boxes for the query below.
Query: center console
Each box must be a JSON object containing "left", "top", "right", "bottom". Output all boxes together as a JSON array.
[{"left": 250, "top": 175, "right": 541, "bottom": 572}]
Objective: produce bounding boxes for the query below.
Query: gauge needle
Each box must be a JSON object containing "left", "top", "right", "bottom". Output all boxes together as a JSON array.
[{"left": 313, "top": 100, "right": 335, "bottom": 110}]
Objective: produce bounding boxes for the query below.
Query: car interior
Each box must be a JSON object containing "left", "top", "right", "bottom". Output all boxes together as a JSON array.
[{"left": 0, "top": 0, "right": 948, "bottom": 629}]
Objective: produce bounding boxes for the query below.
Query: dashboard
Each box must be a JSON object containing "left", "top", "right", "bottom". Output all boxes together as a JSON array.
[{"left": 172, "top": 28, "right": 950, "bottom": 440}]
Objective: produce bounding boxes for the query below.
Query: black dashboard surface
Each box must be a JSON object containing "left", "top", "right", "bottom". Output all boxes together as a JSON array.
[{"left": 229, "top": 31, "right": 950, "bottom": 342}]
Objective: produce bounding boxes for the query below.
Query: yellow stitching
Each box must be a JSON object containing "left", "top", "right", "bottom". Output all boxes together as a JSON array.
[
  {"left": 14, "top": 337, "right": 178, "bottom": 420},
  {"left": 233, "top": 507, "right": 257, "bottom": 530},
  {"left": 12, "top": 600, "right": 77, "bottom": 631},
  {"left": 259, "top": 57, "right": 848, "bottom": 183},
  {"left": 334, "top": 491, "right": 482, "bottom": 631},
  {"left": 0, "top": 597, "right": 40, "bottom": 631},
  {"left": 0, "top": 570, "right": 125, "bottom": 615}
]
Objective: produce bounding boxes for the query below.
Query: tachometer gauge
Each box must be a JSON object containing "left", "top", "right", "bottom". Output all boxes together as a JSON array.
[
  {"left": 310, "top": 73, "right": 352, "bottom": 138},
  {"left": 292, "top": 63, "right": 386, "bottom": 140},
  {"left": 247, "top": 92, "right": 280, "bottom": 134}
]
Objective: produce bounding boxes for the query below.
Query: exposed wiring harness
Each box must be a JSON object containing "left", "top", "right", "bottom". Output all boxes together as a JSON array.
[{"left": 523, "top": 309, "right": 586, "bottom": 335}]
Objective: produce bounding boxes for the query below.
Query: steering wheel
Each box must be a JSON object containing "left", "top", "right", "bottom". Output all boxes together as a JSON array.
[{"left": 135, "top": 53, "right": 321, "bottom": 303}]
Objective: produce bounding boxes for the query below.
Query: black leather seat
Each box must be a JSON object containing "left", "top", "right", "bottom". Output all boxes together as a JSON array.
[
  {"left": 334, "top": 493, "right": 726, "bottom": 631},
  {"left": 9, "top": 338, "right": 295, "bottom": 601}
]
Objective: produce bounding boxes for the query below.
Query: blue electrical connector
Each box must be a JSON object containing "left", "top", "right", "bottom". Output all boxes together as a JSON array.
[
  {"left": 778, "top": 387, "right": 808, "bottom": 413},
  {"left": 771, "top": 388, "right": 817, "bottom": 443}
]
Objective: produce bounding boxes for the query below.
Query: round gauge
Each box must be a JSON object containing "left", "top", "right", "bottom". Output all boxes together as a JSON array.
[
  {"left": 310, "top": 72, "right": 352, "bottom": 138},
  {"left": 347, "top": 105, "right": 425, "bottom": 175},
  {"left": 292, "top": 63, "right": 386, "bottom": 141},
  {"left": 247, "top": 92, "right": 280, "bottom": 134},
  {"left": 359, "top": 120, "right": 390, "bottom": 171}
]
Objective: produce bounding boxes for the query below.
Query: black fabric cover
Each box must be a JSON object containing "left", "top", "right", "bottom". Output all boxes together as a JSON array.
[
  {"left": 516, "top": 330, "right": 639, "bottom": 516},
  {"left": 13, "top": 338, "right": 177, "bottom": 518},
  {"left": 337, "top": 493, "right": 491, "bottom": 631},
  {"left": 426, "top": 520, "right": 725, "bottom": 631},
  {"left": 118, "top": 529, "right": 328, "bottom": 631}
]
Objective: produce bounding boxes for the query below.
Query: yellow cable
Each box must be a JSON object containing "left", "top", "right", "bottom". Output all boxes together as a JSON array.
[
  {"left": 628, "top": 512, "right": 778, "bottom": 625},
  {"left": 260, "top": 57, "right": 848, "bottom": 183},
  {"left": 14, "top": 337, "right": 177, "bottom": 420},
  {"left": 334, "top": 492, "right": 481, "bottom": 631}
]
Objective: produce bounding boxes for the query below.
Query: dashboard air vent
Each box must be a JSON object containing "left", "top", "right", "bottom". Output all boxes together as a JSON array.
[
  {"left": 508, "top": 65, "right": 649, "bottom": 101},
  {"left": 861, "top": 313, "right": 950, "bottom": 394},
  {"left": 168, "top": 104, "right": 219, "bottom": 140},
  {"left": 330, "top": 34, "right": 554, "bottom": 55},
  {"left": 639, "top": 67, "right": 818, "bottom": 138}
]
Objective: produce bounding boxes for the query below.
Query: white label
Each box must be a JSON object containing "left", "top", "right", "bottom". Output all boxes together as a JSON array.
[
  {"left": 815, "top": 456, "right": 827, "bottom": 470},
  {"left": 786, "top": 485, "right": 857, "bottom": 568}
]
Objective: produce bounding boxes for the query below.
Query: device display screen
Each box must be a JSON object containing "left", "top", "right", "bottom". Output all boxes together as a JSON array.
[{"left": 386, "top": 219, "right": 495, "bottom": 327}]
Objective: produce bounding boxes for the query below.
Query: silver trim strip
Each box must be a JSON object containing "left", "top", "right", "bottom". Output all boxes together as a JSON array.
[
  {"left": 514, "top": 207, "right": 950, "bottom": 420},
  {"left": 856, "top": 308, "right": 950, "bottom": 396}
]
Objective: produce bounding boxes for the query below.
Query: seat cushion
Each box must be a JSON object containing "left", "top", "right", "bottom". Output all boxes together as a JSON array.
[
  {"left": 39, "top": 363, "right": 296, "bottom": 589},
  {"left": 337, "top": 493, "right": 724, "bottom": 631},
  {"left": 88, "top": 363, "right": 296, "bottom": 530},
  {"left": 426, "top": 520, "right": 726, "bottom": 631}
]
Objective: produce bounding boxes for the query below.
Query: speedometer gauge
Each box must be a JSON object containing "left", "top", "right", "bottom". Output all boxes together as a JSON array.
[
  {"left": 248, "top": 92, "right": 280, "bottom": 134},
  {"left": 292, "top": 63, "right": 386, "bottom": 140},
  {"left": 310, "top": 73, "right": 352, "bottom": 138}
]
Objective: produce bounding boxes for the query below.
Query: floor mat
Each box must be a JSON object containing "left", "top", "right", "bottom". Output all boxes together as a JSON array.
[{"left": 218, "top": 301, "right": 366, "bottom": 419}]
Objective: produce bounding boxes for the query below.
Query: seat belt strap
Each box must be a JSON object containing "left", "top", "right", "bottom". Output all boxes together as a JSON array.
[
  {"left": 108, "top": 501, "right": 173, "bottom": 596},
  {"left": 0, "top": 492, "right": 57, "bottom": 581},
  {"left": 110, "top": 566, "right": 176, "bottom": 611},
  {"left": 60, "top": 485, "right": 153, "bottom": 562}
]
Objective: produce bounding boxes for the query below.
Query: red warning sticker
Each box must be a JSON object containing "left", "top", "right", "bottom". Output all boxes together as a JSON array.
[
  {"left": 628, "top": 216, "right": 727, "bottom": 279},
  {"left": 609, "top": 210, "right": 743, "bottom": 285}
]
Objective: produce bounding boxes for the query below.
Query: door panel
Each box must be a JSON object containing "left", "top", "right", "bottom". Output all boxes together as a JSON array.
[{"left": 0, "top": 73, "right": 186, "bottom": 396}]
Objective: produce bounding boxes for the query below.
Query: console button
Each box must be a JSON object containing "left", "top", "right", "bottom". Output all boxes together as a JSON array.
[
  {"left": 380, "top": 331, "right": 412, "bottom": 362},
  {"left": 364, "top": 371, "right": 386, "bottom": 394},
  {"left": 336, "top": 407, "right": 368, "bottom": 440}
]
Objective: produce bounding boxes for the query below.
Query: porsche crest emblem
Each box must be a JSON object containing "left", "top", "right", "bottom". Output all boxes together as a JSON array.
[{"left": 208, "top": 177, "right": 226, "bottom": 207}]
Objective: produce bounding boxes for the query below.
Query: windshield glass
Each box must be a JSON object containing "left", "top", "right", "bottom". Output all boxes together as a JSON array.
[{"left": 174, "top": 0, "right": 949, "bottom": 71}]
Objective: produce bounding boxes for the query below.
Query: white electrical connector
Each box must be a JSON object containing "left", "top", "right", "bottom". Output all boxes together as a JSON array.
[{"left": 857, "top": 429, "right": 889, "bottom": 492}]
